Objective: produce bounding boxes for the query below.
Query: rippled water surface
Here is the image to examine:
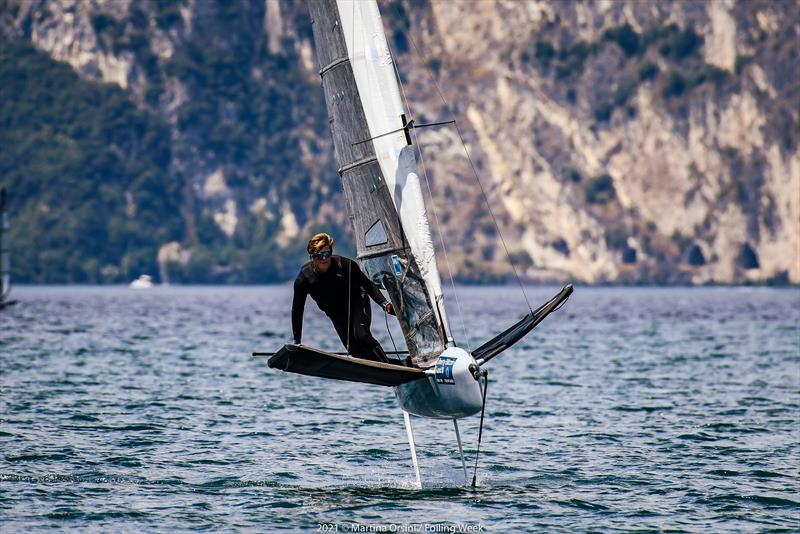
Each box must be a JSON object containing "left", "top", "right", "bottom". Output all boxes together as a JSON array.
[{"left": 2, "top": 286, "right": 799, "bottom": 532}]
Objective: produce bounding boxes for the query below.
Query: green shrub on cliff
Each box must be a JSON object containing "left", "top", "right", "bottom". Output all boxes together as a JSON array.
[
  {"left": 0, "top": 37, "right": 182, "bottom": 283},
  {"left": 585, "top": 175, "right": 616, "bottom": 204}
]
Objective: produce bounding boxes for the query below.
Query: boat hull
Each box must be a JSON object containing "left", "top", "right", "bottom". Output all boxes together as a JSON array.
[{"left": 394, "top": 347, "right": 483, "bottom": 419}]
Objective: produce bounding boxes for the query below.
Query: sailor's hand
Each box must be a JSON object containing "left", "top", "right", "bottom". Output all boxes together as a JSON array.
[{"left": 384, "top": 302, "right": 396, "bottom": 316}]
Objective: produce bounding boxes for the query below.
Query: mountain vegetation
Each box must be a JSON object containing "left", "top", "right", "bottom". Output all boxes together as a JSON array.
[
  {"left": 0, "top": 0, "right": 797, "bottom": 285},
  {"left": 1, "top": 36, "right": 181, "bottom": 283}
]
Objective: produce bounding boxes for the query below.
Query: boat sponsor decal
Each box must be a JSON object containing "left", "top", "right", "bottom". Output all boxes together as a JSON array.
[
  {"left": 391, "top": 254, "right": 403, "bottom": 276},
  {"left": 435, "top": 356, "right": 456, "bottom": 385}
]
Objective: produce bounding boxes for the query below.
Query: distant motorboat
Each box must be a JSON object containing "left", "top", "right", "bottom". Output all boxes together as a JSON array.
[{"left": 129, "top": 275, "right": 154, "bottom": 289}]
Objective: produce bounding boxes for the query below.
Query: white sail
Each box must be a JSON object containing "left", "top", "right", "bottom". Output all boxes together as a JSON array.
[{"left": 337, "top": 0, "right": 452, "bottom": 341}]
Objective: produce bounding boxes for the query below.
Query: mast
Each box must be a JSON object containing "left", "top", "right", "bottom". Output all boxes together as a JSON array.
[
  {"left": 307, "top": 0, "right": 451, "bottom": 366},
  {"left": 1, "top": 188, "right": 10, "bottom": 303}
]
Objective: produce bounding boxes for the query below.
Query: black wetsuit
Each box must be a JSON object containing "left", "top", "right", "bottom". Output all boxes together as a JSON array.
[{"left": 292, "top": 255, "right": 389, "bottom": 362}]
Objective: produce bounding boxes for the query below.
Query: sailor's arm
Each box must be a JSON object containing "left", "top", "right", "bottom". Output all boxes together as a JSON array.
[{"left": 291, "top": 276, "right": 308, "bottom": 344}]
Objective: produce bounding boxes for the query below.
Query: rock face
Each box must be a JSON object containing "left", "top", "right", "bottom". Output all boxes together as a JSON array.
[
  {"left": 388, "top": 0, "right": 799, "bottom": 284},
  {"left": 3, "top": 0, "right": 798, "bottom": 284}
]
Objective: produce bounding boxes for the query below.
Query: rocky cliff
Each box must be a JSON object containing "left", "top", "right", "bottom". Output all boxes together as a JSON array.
[{"left": 2, "top": 0, "right": 798, "bottom": 284}]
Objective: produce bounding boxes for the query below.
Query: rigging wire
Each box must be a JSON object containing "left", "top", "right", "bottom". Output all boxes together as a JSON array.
[
  {"left": 384, "top": 308, "right": 401, "bottom": 363},
  {"left": 386, "top": 34, "right": 472, "bottom": 353},
  {"left": 471, "top": 369, "right": 489, "bottom": 488},
  {"left": 390, "top": 10, "right": 534, "bottom": 314},
  {"left": 346, "top": 258, "right": 352, "bottom": 354},
  {"left": 451, "top": 124, "right": 532, "bottom": 314},
  {"left": 552, "top": 297, "right": 569, "bottom": 314}
]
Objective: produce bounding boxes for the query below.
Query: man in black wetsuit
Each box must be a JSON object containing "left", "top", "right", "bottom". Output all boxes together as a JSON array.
[{"left": 292, "top": 232, "right": 395, "bottom": 362}]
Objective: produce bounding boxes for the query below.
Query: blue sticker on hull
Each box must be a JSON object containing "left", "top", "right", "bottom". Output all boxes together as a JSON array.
[{"left": 435, "top": 356, "right": 457, "bottom": 385}]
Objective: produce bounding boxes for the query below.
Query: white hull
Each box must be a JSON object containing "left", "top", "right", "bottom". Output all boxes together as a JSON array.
[{"left": 394, "top": 347, "right": 483, "bottom": 419}]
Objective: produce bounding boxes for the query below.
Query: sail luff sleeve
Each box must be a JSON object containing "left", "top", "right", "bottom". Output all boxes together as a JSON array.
[
  {"left": 337, "top": 0, "right": 453, "bottom": 343},
  {"left": 307, "top": 0, "right": 446, "bottom": 365}
]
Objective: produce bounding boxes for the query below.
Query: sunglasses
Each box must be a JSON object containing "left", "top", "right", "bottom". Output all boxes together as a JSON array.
[{"left": 312, "top": 251, "right": 332, "bottom": 260}]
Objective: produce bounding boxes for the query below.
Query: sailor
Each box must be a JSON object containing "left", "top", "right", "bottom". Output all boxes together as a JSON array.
[{"left": 292, "top": 232, "right": 395, "bottom": 362}]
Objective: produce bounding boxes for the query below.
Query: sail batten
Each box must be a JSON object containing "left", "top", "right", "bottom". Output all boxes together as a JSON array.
[{"left": 308, "top": 0, "right": 449, "bottom": 365}]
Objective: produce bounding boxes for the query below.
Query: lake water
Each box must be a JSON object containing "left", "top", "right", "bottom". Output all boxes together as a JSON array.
[{"left": 1, "top": 285, "right": 798, "bottom": 532}]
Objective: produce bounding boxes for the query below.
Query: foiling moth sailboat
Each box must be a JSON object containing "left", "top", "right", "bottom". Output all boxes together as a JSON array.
[
  {"left": 255, "top": 0, "right": 572, "bottom": 486},
  {"left": 0, "top": 188, "right": 17, "bottom": 310}
]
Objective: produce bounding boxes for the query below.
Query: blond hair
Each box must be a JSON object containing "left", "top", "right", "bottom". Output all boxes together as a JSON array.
[{"left": 307, "top": 232, "right": 334, "bottom": 255}]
